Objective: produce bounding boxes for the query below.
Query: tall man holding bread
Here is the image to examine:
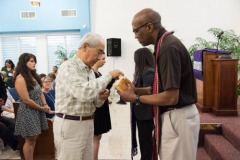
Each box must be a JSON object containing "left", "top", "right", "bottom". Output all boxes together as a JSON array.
[
  {"left": 54, "top": 32, "right": 123, "bottom": 160},
  {"left": 118, "top": 8, "right": 200, "bottom": 160}
]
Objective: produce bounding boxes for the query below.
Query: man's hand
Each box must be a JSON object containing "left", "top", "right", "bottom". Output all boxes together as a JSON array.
[
  {"left": 99, "top": 89, "right": 110, "bottom": 101},
  {"left": 118, "top": 84, "right": 136, "bottom": 102},
  {"left": 109, "top": 70, "right": 124, "bottom": 79},
  {"left": 0, "top": 98, "right": 5, "bottom": 106}
]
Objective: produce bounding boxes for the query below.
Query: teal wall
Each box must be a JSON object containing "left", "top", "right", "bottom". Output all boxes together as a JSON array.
[{"left": 0, "top": 0, "right": 90, "bottom": 34}]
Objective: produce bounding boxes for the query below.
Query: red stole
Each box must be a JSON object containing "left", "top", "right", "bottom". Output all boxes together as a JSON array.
[{"left": 152, "top": 31, "right": 171, "bottom": 160}]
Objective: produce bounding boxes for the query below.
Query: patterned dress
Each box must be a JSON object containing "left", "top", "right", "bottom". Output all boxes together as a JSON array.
[{"left": 15, "top": 83, "right": 48, "bottom": 138}]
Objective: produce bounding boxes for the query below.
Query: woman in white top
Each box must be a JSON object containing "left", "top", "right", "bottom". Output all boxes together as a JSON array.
[{"left": 1, "top": 90, "right": 15, "bottom": 118}]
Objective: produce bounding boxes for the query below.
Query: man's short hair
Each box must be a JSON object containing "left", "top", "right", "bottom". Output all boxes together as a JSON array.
[{"left": 62, "top": 57, "right": 68, "bottom": 61}]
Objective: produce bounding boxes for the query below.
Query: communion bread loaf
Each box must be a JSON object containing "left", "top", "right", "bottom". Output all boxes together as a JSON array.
[{"left": 113, "top": 75, "right": 134, "bottom": 92}]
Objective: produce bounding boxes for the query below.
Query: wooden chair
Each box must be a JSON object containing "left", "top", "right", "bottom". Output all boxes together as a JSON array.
[{"left": 13, "top": 102, "right": 55, "bottom": 160}]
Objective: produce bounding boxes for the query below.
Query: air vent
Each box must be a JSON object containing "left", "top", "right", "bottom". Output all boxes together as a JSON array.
[
  {"left": 20, "top": 11, "right": 36, "bottom": 19},
  {"left": 61, "top": 9, "right": 77, "bottom": 17}
]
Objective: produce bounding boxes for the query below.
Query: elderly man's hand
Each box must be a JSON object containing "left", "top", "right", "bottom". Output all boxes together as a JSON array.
[
  {"left": 109, "top": 70, "right": 124, "bottom": 79},
  {"left": 99, "top": 89, "right": 110, "bottom": 101},
  {"left": 118, "top": 84, "right": 136, "bottom": 102}
]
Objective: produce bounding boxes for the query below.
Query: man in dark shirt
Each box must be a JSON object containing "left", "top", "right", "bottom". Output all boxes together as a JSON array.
[{"left": 119, "top": 8, "right": 200, "bottom": 160}]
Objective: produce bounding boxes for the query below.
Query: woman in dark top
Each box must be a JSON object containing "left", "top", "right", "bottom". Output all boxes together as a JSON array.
[
  {"left": 1, "top": 59, "right": 15, "bottom": 81},
  {"left": 131, "top": 48, "right": 155, "bottom": 160},
  {"left": 92, "top": 54, "right": 115, "bottom": 160}
]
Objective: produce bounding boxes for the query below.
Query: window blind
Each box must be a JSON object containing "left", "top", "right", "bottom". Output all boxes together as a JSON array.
[
  {"left": 1, "top": 36, "right": 36, "bottom": 68},
  {"left": 47, "top": 34, "right": 80, "bottom": 73},
  {"left": 1, "top": 37, "right": 19, "bottom": 66},
  {"left": 19, "top": 37, "right": 37, "bottom": 55}
]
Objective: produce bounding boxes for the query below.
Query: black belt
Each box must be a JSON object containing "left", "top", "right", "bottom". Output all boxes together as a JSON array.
[
  {"left": 56, "top": 113, "right": 94, "bottom": 121},
  {"left": 161, "top": 107, "right": 177, "bottom": 114},
  {"left": 161, "top": 104, "right": 193, "bottom": 114}
]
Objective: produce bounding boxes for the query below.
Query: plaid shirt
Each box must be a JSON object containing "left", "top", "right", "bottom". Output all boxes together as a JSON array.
[{"left": 55, "top": 55, "right": 112, "bottom": 116}]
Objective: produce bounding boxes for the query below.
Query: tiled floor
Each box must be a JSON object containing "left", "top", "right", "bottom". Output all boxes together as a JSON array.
[{"left": 0, "top": 95, "right": 141, "bottom": 160}]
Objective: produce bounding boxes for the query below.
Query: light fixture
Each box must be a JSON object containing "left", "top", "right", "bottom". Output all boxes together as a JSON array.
[{"left": 30, "top": 0, "right": 40, "bottom": 7}]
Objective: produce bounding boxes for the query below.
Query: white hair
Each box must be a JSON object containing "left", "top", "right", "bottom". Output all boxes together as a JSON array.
[{"left": 78, "top": 32, "right": 105, "bottom": 49}]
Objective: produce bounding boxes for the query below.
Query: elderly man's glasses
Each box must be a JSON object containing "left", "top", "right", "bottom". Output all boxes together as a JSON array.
[
  {"left": 133, "top": 22, "right": 158, "bottom": 34},
  {"left": 97, "top": 50, "right": 105, "bottom": 55}
]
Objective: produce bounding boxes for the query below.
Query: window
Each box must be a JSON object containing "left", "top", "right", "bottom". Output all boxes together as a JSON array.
[
  {"left": 47, "top": 34, "right": 80, "bottom": 73},
  {"left": 1, "top": 36, "right": 36, "bottom": 67},
  {"left": 1, "top": 37, "right": 19, "bottom": 65},
  {"left": 19, "top": 37, "right": 37, "bottom": 54}
]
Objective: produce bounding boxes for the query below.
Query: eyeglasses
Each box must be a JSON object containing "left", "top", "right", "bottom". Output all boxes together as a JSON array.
[
  {"left": 43, "top": 81, "right": 51, "bottom": 84},
  {"left": 86, "top": 44, "right": 105, "bottom": 55},
  {"left": 96, "top": 50, "right": 105, "bottom": 55},
  {"left": 133, "top": 23, "right": 149, "bottom": 34}
]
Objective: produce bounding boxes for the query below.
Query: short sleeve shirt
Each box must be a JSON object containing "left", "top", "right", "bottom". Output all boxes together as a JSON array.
[{"left": 154, "top": 28, "right": 197, "bottom": 108}]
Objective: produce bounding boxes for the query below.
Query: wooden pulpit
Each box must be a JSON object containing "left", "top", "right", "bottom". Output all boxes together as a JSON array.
[
  {"left": 195, "top": 51, "right": 217, "bottom": 112},
  {"left": 194, "top": 49, "right": 238, "bottom": 116},
  {"left": 212, "top": 59, "right": 238, "bottom": 116}
]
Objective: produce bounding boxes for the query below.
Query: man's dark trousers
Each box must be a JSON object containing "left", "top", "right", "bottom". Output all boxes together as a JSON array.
[{"left": 0, "top": 116, "right": 18, "bottom": 150}]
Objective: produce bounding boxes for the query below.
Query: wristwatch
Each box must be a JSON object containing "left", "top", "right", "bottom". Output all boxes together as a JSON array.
[{"left": 136, "top": 95, "right": 141, "bottom": 106}]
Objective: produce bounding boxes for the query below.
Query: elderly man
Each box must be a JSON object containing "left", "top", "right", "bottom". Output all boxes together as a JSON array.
[
  {"left": 119, "top": 8, "right": 200, "bottom": 160},
  {"left": 53, "top": 32, "right": 123, "bottom": 160}
]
